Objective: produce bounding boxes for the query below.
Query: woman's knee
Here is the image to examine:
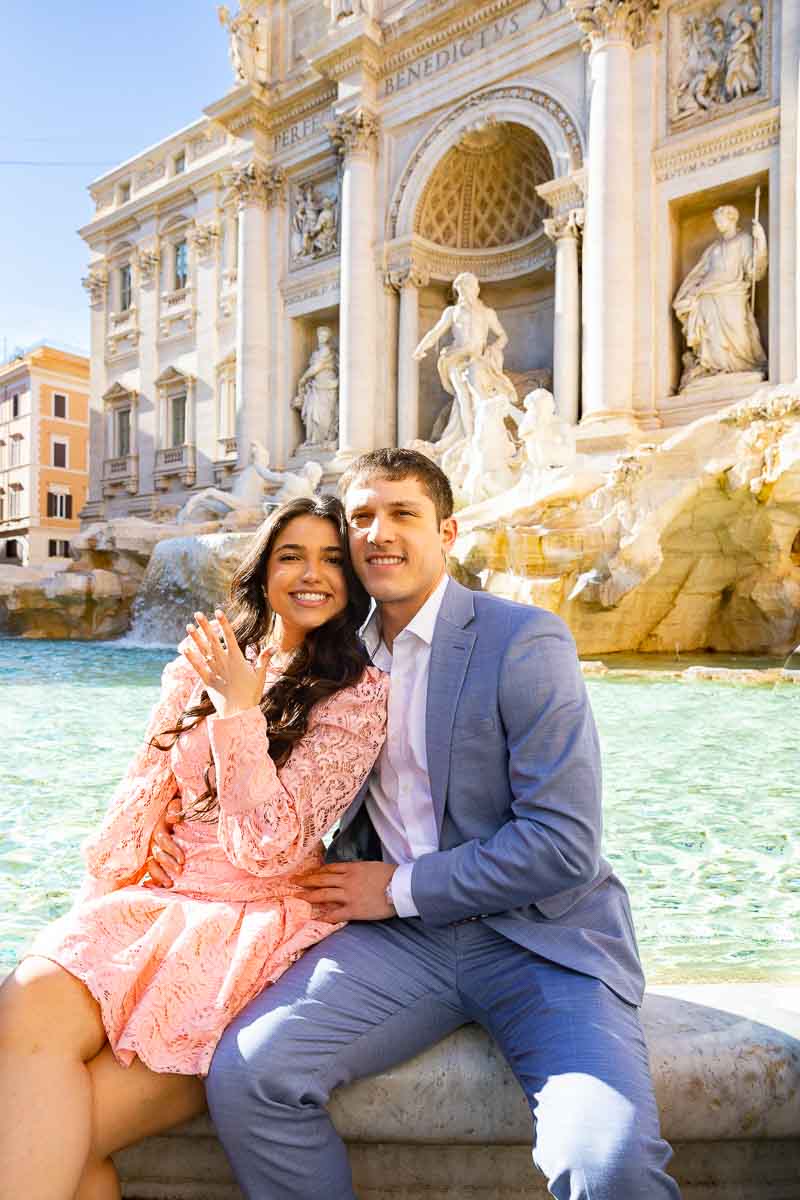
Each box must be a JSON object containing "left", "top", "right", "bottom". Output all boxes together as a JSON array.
[{"left": 0, "top": 957, "right": 104, "bottom": 1059}]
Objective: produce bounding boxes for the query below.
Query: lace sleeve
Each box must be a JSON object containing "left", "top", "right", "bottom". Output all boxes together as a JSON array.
[
  {"left": 207, "top": 667, "right": 388, "bottom": 877},
  {"left": 83, "top": 655, "right": 197, "bottom": 884}
]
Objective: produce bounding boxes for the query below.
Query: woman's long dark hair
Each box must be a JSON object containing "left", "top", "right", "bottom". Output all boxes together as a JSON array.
[{"left": 151, "top": 495, "right": 371, "bottom": 819}]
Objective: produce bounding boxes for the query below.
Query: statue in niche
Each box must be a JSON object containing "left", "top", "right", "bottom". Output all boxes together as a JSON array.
[
  {"left": 217, "top": 3, "right": 263, "bottom": 86},
  {"left": 673, "top": 3, "right": 763, "bottom": 122},
  {"left": 412, "top": 272, "right": 518, "bottom": 453},
  {"left": 518, "top": 390, "right": 577, "bottom": 476},
  {"left": 673, "top": 203, "right": 768, "bottom": 389},
  {"left": 176, "top": 440, "right": 276, "bottom": 524},
  {"left": 292, "top": 185, "right": 338, "bottom": 262},
  {"left": 293, "top": 326, "right": 339, "bottom": 447}
]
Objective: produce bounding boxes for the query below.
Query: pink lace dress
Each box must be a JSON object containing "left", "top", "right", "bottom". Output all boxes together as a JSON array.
[{"left": 31, "top": 655, "right": 388, "bottom": 1076}]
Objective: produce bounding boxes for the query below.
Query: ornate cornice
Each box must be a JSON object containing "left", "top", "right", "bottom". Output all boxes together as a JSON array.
[
  {"left": 536, "top": 174, "right": 584, "bottom": 215},
  {"left": 653, "top": 107, "right": 779, "bottom": 182},
  {"left": 567, "top": 0, "right": 660, "bottom": 49},
  {"left": 385, "top": 231, "right": 554, "bottom": 285},
  {"left": 381, "top": 0, "right": 543, "bottom": 66},
  {"left": 327, "top": 109, "right": 380, "bottom": 159},
  {"left": 308, "top": 31, "right": 383, "bottom": 84}
]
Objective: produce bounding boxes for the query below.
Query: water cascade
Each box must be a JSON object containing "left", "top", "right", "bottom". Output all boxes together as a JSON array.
[{"left": 126, "top": 532, "right": 254, "bottom": 646}]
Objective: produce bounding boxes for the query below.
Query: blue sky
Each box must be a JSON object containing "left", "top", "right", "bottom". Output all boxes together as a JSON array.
[{"left": 0, "top": 2, "right": 232, "bottom": 360}]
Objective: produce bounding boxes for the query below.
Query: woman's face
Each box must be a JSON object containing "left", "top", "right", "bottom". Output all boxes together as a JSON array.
[{"left": 266, "top": 514, "right": 349, "bottom": 642}]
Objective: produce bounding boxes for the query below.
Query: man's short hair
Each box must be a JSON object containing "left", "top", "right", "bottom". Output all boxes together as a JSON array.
[{"left": 338, "top": 448, "right": 454, "bottom": 524}]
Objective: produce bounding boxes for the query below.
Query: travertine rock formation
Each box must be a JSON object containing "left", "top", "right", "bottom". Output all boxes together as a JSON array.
[{"left": 452, "top": 383, "right": 800, "bottom": 656}]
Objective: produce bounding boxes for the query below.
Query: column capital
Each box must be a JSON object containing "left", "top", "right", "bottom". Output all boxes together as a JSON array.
[
  {"left": 137, "top": 247, "right": 160, "bottom": 287},
  {"left": 544, "top": 209, "right": 584, "bottom": 243},
  {"left": 386, "top": 264, "right": 430, "bottom": 291},
  {"left": 567, "top": 0, "right": 660, "bottom": 50},
  {"left": 187, "top": 221, "right": 220, "bottom": 259},
  {"left": 229, "top": 161, "right": 285, "bottom": 209},
  {"left": 327, "top": 108, "right": 379, "bottom": 160}
]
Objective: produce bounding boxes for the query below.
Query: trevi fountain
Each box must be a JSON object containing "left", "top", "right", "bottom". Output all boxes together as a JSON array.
[{"left": 2, "top": 2, "right": 799, "bottom": 1197}]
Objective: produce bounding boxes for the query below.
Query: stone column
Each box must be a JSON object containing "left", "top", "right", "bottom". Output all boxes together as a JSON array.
[
  {"left": 232, "top": 161, "right": 272, "bottom": 468},
  {"left": 568, "top": 0, "right": 660, "bottom": 433},
  {"left": 391, "top": 266, "right": 429, "bottom": 446},
  {"left": 81, "top": 266, "right": 109, "bottom": 507},
  {"left": 543, "top": 212, "right": 582, "bottom": 425},
  {"left": 328, "top": 110, "right": 379, "bottom": 461},
  {"left": 263, "top": 170, "right": 290, "bottom": 467}
]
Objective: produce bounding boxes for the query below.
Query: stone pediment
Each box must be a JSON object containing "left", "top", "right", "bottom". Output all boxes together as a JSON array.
[
  {"left": 154, "top": 365, "right": 194, "bottom": 389},
  {"left": 102, "top": 381, "right": 135, "bottom": 406}
]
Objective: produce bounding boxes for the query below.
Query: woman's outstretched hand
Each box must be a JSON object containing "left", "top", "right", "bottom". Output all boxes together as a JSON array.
[{"left": 181, "top": 608, "right": 275, "bottom": 719}]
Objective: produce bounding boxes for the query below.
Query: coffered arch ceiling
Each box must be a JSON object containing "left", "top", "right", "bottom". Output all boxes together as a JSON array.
[{"left": 414, "top": 121, "right": 553, "bottom": 250}]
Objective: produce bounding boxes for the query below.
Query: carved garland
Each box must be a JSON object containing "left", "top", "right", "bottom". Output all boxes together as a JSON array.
[{"left": 388, "top": 87, "right": 583, "bottom": 241}]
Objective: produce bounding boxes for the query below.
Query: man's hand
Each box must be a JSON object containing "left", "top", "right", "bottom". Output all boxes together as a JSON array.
[
  {"left": 142, "top": 799, "right": 185, "bottom": 889},
  {"left": 291, "top": 862, "right": 397, "bottom": 922}
]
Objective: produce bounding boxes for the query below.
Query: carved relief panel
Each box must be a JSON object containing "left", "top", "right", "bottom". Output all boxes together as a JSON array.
[
  {"left": 668, "top": 1, "right": 769, "bottom": 132},
  {"left": 289, "top": 176, "right": 339, "bottom": 267}
]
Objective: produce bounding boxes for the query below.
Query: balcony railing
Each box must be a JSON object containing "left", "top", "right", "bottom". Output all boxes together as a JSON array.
[
  {"left": 213, "top": 436, "right": 238, "bottom": 486},
  {"left": 102, "top": 454, "right": 139, "bottom": 496},
  {"left": 153, "top": 443, "right": 196, "bottom": 490}
]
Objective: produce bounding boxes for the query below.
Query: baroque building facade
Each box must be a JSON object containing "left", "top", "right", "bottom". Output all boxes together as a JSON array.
[{"left": 79, "top": 0, "right": 799, "bottom": 521}]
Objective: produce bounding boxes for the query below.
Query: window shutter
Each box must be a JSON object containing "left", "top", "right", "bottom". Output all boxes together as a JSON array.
[
  {"left": 65, "top": 495, "right": 73, "bottom": 519},
  {"left": 47, "top": 492, "right": 56, "bottom": 517}
]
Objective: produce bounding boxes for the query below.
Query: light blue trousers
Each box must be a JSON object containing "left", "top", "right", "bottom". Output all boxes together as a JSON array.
[{"left": 207, "top": 918, "right": 681, "bottom": 1199}]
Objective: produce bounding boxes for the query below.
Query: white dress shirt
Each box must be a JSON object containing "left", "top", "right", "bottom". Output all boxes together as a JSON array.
[{"left": 363, "top": 574, "right": 449, "bottom": 917}]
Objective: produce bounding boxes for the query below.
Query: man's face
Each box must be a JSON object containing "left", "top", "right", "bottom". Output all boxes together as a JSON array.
[{"left": 344, "top": 474, "right": 457, "bottom": 605}]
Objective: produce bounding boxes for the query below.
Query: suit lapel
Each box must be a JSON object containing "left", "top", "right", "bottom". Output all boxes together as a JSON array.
[{"left": 425, "top": 581, "right": 476, "bottom": 839}]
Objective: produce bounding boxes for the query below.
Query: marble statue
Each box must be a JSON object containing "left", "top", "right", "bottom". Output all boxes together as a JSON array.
[
  {"left": 261, "top": 461, "right": 324, "bottom": 508},
  {"left": 460, "top": 395, "right": 520, "bottom": 506},
  {"left": 327, "top": 0, "right": 377, "bottom": 21},
  {"left": 217, "top": 3, "right": 263, "bottom": 86},
  {"left": 293, "top": 327, "right": 339, "bottom": 447},
  {"left": 518, "top": 389, "right": 577, "bottom": 475},
  {"left": 725, "top": 7, "right": 762, "bottom": 100},
  {"left": 412, "top": 272, "right": 518, "bottom": 451},
  {"left": 292, "top": 185, "right": 338, "bottom": 261},
  {"left": 673, "top": 203, "right": 768, "bottom": 389},
  {"left": 176, "top": 441, "right": 276, "bottom": 524}
]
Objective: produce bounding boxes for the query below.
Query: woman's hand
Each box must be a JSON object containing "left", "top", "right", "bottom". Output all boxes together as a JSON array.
[{"left": 181, "top": 608, "right": 275, "bottom": 719}]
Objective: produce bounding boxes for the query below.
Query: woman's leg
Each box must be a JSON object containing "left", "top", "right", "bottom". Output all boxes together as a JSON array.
[
  {"left": 75, "top": 1043, "right": 206, "bottom": 1199},
  {"left": 0, "top": 955, "right": 107, "bottom": 1200}
]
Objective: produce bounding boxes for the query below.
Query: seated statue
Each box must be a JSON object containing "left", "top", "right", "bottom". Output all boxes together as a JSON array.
[
  {"left": 673, "top": 204, "right": 768, "bottom": 389},
  {"left": 260, "top": 461, "right": 324, "bottom": 510},
  {"left": 176, "top": 441, "right": 275, "bottom": 525}
]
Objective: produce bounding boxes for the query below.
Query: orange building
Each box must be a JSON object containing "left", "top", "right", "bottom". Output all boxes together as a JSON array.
[{"left": 0, "top": 343, "right": 90, "bottom": 566}]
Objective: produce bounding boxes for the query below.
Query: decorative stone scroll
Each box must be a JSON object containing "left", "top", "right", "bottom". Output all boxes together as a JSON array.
[
  {"left": 327, "top": 109, "right": 380, "bottom": 159},
  {"left": 188, "top": 222, "right": 220, "bottom": 260},
  {"left": 668, "top": 0, "right": 768, "bottom": 130},
  {"left": 387, "top": 265, "right": 430, "bottom": 291},
  {"left": 82, "top": 266, "right": 108, "bottom": 307},
  {"left": 567, "top": 0, "right": 661, "bottom": 49},
  {"left": 137, "top": 249, "right": 161, "bottom": 286},
  {"left": 543, "top": 208, "right": 584, "bottom": 242}
]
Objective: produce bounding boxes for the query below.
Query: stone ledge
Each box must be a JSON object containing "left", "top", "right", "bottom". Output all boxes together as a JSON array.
[{"left": 116, "top": 984, "right": 800, "bottom": 1200}]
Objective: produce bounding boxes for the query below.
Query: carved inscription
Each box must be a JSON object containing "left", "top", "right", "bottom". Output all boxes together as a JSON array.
[
  {"left": 273, "top": 108, "right": 335, "bottom": 153},
  {"left": 383, "top": 15, "right": 521, "bottom": 97}
]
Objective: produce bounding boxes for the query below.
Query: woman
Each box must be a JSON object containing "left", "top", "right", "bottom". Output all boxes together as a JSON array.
[{"left": 0, "top": 496, "right": 388, "bottom": 1200}]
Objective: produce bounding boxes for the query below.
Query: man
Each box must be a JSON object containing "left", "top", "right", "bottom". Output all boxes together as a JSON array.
[{"left": 149, "top": 448, "right": 679, "bottom": 1198}]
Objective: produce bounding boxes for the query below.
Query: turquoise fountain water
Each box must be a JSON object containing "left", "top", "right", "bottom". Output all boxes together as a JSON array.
[{"left": 1, "top": 639, "right": 797, "bottom": 981}]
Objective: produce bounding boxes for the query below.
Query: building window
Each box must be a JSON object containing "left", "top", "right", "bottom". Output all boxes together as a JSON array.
[
  {"left": 47, "top": 490, "right": 72, "bottom": 519},
  {"left": 116, "top": 408, "right": 131, "bottom": 457},
  {"left": 53, "top": 393, "right": 67, "bottom": 419},
  {"left": 119, "top": 181, "right": 131, "bottom": 204},
  {"left": 119, "top": 263, "right": 132, "bottom": 312},
  {"left": 9, "top": 435, "right": 22, "bottom": 466},
  {"left": 0, "top": 491, "right": 4, "bottom": 521},
  {"left": 49, "top": 539, "right": 71, "bottom": 557},
  {"left": 8, "top": 486, "right": 21, "bottom": 519},
  {"left": 6, "top": 539, "right": 20, "bottom": 560},
  {"left": 174, "top": 240, "right": 188, "bottom": 290},
  {"left": 171, "top": 392, "right": 187, "bottom": 446},
  {"left": 0, "top": 440, "right": 5, "bottom": 470},
  {"left": 174, "top": 151, "right": 186, "bottom": 175},
  {"left": 52, "top": 439, "right": 68, "bottom": 468},
  {"left": 11, "top": 394, "right": 19, "bottom": 418}
]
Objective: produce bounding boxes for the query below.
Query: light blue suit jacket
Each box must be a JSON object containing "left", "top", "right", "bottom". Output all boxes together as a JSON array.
[{"left": 328, "top": 577, "right": 645, "bottom": 1007}]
